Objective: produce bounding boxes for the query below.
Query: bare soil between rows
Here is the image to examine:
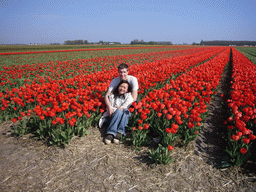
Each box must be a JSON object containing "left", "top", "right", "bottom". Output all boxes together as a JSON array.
[{"left": 1, "top": 62, "right": 256, "bottom": 191}]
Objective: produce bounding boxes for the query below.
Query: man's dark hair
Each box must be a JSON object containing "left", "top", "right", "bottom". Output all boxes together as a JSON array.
[
  {"left": 113, "top": 80, "right": 132, "bottom": 95},
  {"left": 118, "top": 63, "right": 129, "bottom": 71}
]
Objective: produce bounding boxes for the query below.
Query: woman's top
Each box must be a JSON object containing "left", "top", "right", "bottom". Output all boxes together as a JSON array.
[
  {"left": 108, "top": 92, "right": 133, "bottom": 113},
  {"left": 98, "top": 92, "right": 133, "bottom": 128}
]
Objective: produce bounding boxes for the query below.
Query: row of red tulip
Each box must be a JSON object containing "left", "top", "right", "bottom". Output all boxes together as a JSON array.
[
  {"left": 1, "top": 47, "right": 225, "bottom": 118},
  {"left": 0, "top": 47, "right": 211, "bottom": 92},
  {"left": 0, "top": 47, "right": 225, "bottom": 145},
  {"left": 128, "top": 47, "right": 231, "bottom": 151},
  {"left": 0, "top": 45, "right": 189, "bottom": 55},
  {"left": 223, "top": 47, "right": 256, "bottom": 166},
  {"left": 134, "top": 47, "right": 226, "bottom": 97}
]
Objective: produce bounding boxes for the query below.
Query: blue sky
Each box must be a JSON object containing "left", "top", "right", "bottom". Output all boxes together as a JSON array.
[{"left": 1, "top": 0, "right": 255, "bottom": 44}]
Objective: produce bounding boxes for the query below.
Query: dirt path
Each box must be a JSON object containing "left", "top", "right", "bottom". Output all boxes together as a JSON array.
[{"left": 1, "top": 62, "right": 256, "bottom": 191}]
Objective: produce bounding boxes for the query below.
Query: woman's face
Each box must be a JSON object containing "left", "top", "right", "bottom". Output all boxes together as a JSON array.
[{"left": 118, "top": 83, "right": 129, "bottom": 95}]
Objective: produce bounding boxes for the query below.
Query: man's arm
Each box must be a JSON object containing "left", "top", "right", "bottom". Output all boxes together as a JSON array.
[
  {"left": 130, "top": 76, "right": 138, "bottom": 102},
  {"left": 131, "top": 90, "right": 138, "bottom": 102},
  {"left": 104, "top": 90, "right": 114, "bottom": 116}
]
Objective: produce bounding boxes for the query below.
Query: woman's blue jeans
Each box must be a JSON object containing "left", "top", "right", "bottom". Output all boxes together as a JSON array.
[{"left": 107, "top": 109, "right": 131, "bottom": 137}]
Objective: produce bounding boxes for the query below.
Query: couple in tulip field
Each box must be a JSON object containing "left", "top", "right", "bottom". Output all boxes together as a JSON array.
[{"left": 99, "top": 63, "right": 139, "bottom": 144}]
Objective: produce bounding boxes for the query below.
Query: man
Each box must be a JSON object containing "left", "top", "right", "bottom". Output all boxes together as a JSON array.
[{"left": 104, "top": 63, "right": 138, "bottom": 117}]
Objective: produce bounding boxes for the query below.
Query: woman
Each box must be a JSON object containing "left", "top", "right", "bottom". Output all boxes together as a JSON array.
[{"left": 99, "top": 80, "right": 133, "bottom": 144}]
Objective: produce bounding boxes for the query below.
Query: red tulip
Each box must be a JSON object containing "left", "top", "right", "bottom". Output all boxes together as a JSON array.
[
  {"left": 144, "top": 124, "right": 149, "bottom": 130},
  {"left": 240, "top": 148, "right": 247, "bottom": 154},
  {"left": 242, "top": 138, "right": 250, "bottom": 144},
  {"left": 168, "top": 145, "right": 174, "bottom": 151},
  {"left": 231, "top": 135, "right": 239, "bottom": 141},
  {"left": 249, "top": 134, "right": 256, "bottom": 140}
]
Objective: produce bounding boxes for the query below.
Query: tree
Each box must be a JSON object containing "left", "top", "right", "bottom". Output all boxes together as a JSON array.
[
  {"left": 64, "top": 40, "right": 89, "bottom": 45},
  {"left": 192, "top": 42, "right": 199, "bottom": 45}
]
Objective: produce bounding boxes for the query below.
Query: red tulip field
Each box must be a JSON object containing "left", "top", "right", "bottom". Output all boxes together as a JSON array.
[{"left": 0, "top": 45, "right": 256, "bottom": 167}]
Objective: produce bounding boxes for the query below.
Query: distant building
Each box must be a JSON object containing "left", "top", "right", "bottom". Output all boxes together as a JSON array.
[{"left": 200, "top": 40, "right": 256, "bottom": 46}]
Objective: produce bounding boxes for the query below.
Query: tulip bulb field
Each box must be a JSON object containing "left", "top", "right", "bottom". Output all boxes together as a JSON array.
[{"left": 0, "top": 45, "right": 256, "bottom": 166}]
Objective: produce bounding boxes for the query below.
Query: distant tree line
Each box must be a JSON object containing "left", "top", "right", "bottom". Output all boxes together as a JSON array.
[
  {"left": 64, "top": 40, "right": 121, "bottom": 45},
  {"left": 130, "top": 39, "right": 172, "bottom": 45},
  {"left": 64, "top": 40, "right": 89, "bottom": 45},
  {"left": 98, "top": 41, "right": 121, "bottom": 45},
  {"left": 200, "top": 40, "right": 256, "bottom": 46},
  {"left": 64, "top": 39, "right": 174, "bottom": 45}
]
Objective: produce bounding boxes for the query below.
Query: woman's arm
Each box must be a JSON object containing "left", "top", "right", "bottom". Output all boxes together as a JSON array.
[{"left": 104, "top": 90, "right": 114, "bottom": 116}]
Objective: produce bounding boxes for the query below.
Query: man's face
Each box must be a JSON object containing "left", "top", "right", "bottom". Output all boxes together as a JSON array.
[{"left": 118, "top": 68, "right": 128, "bottom": 80}]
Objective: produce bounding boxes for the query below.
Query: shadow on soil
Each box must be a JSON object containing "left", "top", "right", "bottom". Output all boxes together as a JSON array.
[
  {"left": 195, "top": 51, "right": 232, "bottom": 168},
  {"left": 195, "top": 49, "right": 256, "bottom": 178}
]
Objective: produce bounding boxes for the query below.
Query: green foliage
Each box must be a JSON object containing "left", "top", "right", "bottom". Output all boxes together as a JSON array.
[
  {"left": 149, "top": 144, "right": 174, "bottom": 165},
  {"left": 225, "top": 139, "right": 252, "bottom": 166},
  {"left": 13, "top": 119, "right": 30, "bottom": 136},
  {"left": 130, "top": 129, "right": 150, "bottom": 148},
  {"left": 12, "top": 115, "right": 91, "bottom": 146}
]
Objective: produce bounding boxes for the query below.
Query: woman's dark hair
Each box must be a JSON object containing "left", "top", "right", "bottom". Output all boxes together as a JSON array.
[{"left": 113, "top": 80, "right": 132, "bottom": 95}]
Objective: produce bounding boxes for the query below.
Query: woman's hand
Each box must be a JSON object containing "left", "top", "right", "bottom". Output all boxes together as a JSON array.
[
  {"left": 107, "top": 107, "right": 114, "bottom": 117},
  {"left": 116, "top": 106, "right": 124, "bottom": 110}
]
